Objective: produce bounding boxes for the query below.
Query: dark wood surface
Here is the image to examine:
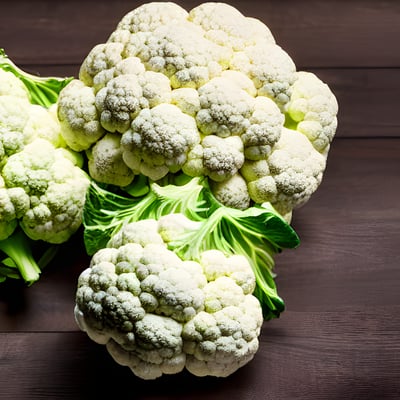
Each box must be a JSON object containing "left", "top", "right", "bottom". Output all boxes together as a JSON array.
[{"left": 1, "top": 1, "right": 399, "bottom": 399}]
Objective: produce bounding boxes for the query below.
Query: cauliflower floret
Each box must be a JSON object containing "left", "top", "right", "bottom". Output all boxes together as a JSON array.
[
  {"left": 285, "top": 71, "right": 339, "bottom": 154},
  {"left": 79, "top": 41, "right": 145, "bottom": 93},
  {"left": 242, "top": 96, "right": 284, "bottom": 160},
  {"left": 209, "top": 173, "right": 251, "bottom": 210},
  {"left": 107, "top": 219, "right": 164, "bottom": 248},
  {"left": 23, "top": 104, "right": 66, "bottom": 148},
  {"left": 74, "top": 218, "right": 263, "bottom": 380},
  {"left": 0, "top": 68, "right": 30, "bottom": 98},
  {"left": 196, "top": 76, "right": 254, "bottom": 137},
  {"left": 121, "top": 103, "right": 200, "bottom": 180},
  {"left": 124, "top": 21, "right": 231, "bottom": 89},
  {"left": 0, "top": 186, "right": 30, "bottom": 240},
  {"left": 242, "top": 128, "right": 326, "bottom": 215},
  {"left": 94, "top": 71, "right": 172, "bottom": 134},
  {"left": 79, "top": 42, "right": 125, "bottom": 89},
  {"left": 57, "top": 79, "right": 105, "bottom": 151},
  {"left": 113, "top": 2, "right": 189, "bottom": 34},
  {"left": 200, "top": 249, "right": 256, "bottom": 295},
  {"left": 182, "top": 298, "right": 262, "bottom": 377},
  {"left": 95, "top": 74, "right": 145, "bottom": 133},
  {"left": 183, "top": 135, "right": 244, "bottom": 183},
  {"left": 171, "top": 88, "right": 201, "bottom": 117},
  {"left": 230, "top": 43, "right": 297, "bottom": 110},
  {"left": 189, "top": 2, "right": 275, "bottom": 51},
  {"left": 0, "top": 95, "right": 32, "bottom": 161},
  {"left": 106, "top": 315, "right": 186, "bottom": 380},
  {"left": 86, "top": 132, "right": 135, "bottom": 187},
  {"left": 1, "top": 138, "right": 90, "bottom": 243}
]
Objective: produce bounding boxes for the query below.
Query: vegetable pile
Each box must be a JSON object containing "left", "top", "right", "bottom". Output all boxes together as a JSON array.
[{"left": 1, "top": 1, "right": 338, "bottom": 380}]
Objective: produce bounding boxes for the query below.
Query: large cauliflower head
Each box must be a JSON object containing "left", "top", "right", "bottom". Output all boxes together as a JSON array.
[
  {"left": 74, "top": 218, "right": 263, "bottom": 380},
  {"left": 58, "top": 2, "right": 338, "bottom": 218}
]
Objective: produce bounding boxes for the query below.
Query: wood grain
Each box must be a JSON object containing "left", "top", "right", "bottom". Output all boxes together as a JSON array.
[
  {"left": 1, "top": 0, "right": 400, "bottom": 67},
  {"left": 1, "top": 0, "right": 400, "bottom": 398}
]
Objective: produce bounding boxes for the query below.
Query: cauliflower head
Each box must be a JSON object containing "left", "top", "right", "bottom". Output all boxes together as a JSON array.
[
  {"left": 74, "top": 217, "right": 263, "bottom": 379},
  {"left": 1, "top": 138, "right": 90, "bottom": 243},
  {"left": 58, "top": 1, "right": 338, "bottom": 217}
]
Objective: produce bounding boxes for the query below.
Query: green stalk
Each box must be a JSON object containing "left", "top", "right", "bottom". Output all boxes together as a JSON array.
[
  {"left": 0, "top": 229, "right": 41, "bottom": 286},
  {"left": 0, "top": 48, "right": 73, "bottom": 108},
  {"left": 83, "top": 177, "right": 207, "bottom": 255}
]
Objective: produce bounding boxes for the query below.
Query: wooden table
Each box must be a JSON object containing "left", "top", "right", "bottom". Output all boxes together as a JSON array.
[{"left": 1, "top": 1, "right": 399, "bottom": 398}]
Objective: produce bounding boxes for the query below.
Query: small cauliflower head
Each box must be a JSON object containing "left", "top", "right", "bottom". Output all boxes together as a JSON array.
[
  {"left": 57, "top": 1, "right": 338, "bottom": 217},
  {"left": 1, "top": 138, "right": 90, "bottom": 243},
  {"left": 74, "top": 217, "right": 263, "bottom": 379}
]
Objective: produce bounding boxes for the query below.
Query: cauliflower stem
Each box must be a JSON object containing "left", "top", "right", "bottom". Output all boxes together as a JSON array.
[
  {"left": 0, "top": 228, "right": 59, "bottom": 285},
  {"left": 83, "top": 174, "right": 299, "bottom": 319},
  {"left": 0, "top": 48, "right": 73, "bottom": 108}
]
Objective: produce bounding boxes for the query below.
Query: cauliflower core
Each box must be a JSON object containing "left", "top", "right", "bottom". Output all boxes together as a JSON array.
[
  {"left": 58, "top": 1, "right": 338, "bottom": 217},
  {"left": 74, "top": 218, "right": 263, "bottom": 379}
]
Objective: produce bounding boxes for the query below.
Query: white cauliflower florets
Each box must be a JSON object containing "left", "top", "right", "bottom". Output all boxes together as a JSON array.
[
  {"left": 57, "top": 1, "right": 338, "bottom": 218},
  {"left": 74, "top": 218, "right": 263, "bottom": 380}
]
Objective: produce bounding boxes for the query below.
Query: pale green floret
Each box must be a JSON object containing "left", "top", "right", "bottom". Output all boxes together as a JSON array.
[
  {"left": 57, "top": 79, "right": 105, "bottom": 151},
  {"left": 196, "top": 76, "right": 254, "bottom": 137},
  {"left": 243, "top": 128, "right": 326, "bottom": 216},
  {"left": 285, "top": 71, "right": 339, "bottom": 154},
  {"left": 209, "top": 173, "right": 250, "bottom": 210},
  {"left": 121, "top": 103, "right": 200, "bottom": 180},
  {"left": 189, "top": 2, "right": 275, "bottom": 51},
  {"left": 2, "top": 138, "right": 90, "bottom": 243},
  {"left": 87, "top": 132, "right": 135, "bottom": 187},
  {"left": 0, "top": 68, "right": 30, "bottom": 98},
  {"left": 230, "top": 43, "right": 297, "bottom": 110},
  {"left": 75, "top": 217, "right": 264, "bottom": 379}
]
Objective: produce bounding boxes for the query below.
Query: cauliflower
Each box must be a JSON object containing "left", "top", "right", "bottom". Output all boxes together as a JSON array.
[
  {"left": 0, "top": 50, "right": 89, "bottom": 285},
  {"left": 57, "top": 1, "right": 338, "bottom": 218},
  {"left": 74, "top": 218, "right": 263, "bottom": 379},
  {"left": 2, "top": 138, "right": 90, "bottom": 243}
]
